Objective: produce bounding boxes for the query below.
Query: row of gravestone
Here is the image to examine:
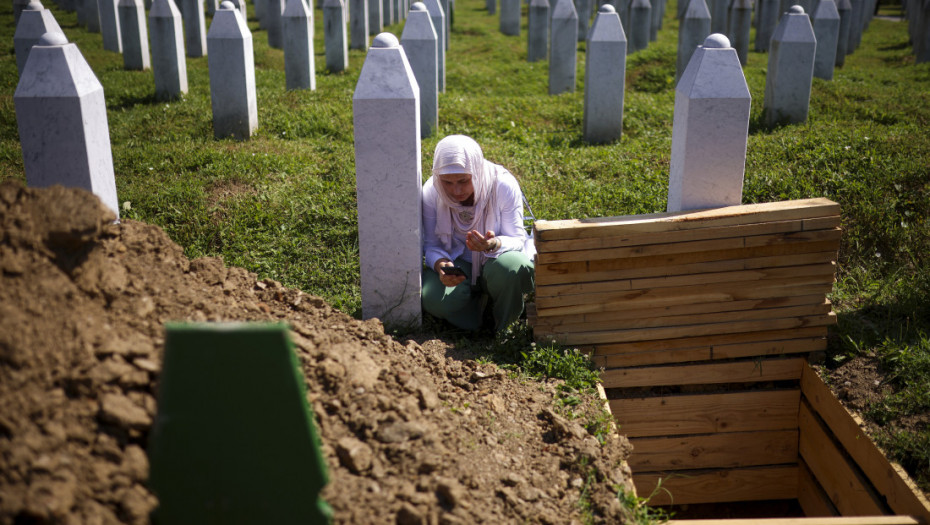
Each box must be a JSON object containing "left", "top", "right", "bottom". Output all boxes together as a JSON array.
[{"left": 904, "top": 0, "right": 930, "bottom": 62}]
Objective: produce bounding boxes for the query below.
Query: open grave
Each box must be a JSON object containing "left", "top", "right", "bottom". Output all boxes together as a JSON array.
[{"left": 530, "top": 198, "right": 930, "bottom": 522}]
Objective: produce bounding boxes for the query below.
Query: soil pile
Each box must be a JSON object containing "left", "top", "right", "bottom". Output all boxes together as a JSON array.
[{"left": 0, "top": 180, "right": 635, "bottom": 524}]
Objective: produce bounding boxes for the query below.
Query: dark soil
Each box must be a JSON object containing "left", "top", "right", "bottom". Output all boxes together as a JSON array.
[{"left": 0, "top": 181, "right": 636, "bottom": 524}]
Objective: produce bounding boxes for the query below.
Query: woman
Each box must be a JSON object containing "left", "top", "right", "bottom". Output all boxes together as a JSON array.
[{"left": 422, "top": 135, "right": 535, "bottom": 332}]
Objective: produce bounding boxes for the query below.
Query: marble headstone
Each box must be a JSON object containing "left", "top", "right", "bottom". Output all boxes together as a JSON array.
[
  {"left": 350, "top": 0, "right": 369, "bottom": 49},
  {"left": 369, "top": 0, "right": 383, "bottom": 34},
  {"left": 14, "top": 32, "right": 120, "bottom": 218},
  {"left": 487, "top": 0, "right": 495, "bottom": 14},
  {"left": 709, "top": 0, "right": 726, "bottom": 33},
  {"left": 668, "top": 34, "right": 750, "bottom": 212},
  {"left": 14, "top": 2, "right": 63, "bottom": 75},
  {"left": 649, "top": 0, "right": 661, "bottom": 40},
  {"left": 352, "top": 33, "right": 423, "bottom": 326},
  {"left": 527, "top": 0, "right": 550, "bottom": 61},
  {"left": 401, "top": 3, "right": 438, "bottom": 138},
  {"left": 118, "top": 0, "right": 150, "bottom": 70},
  {"left": 423, "top": 0, "right": 446, "bottom": 90},
  {"left": 150, "top": 0, "right": 188, "bottom": 99},
  {"left": 266, "top": 0, "right": 286, "bottom": 48},
  {"left": 628, "top": 0, "right": 650, "bottom": 53},
  {"left": 98, "top": 0, "right": 122, "bottom": 51},
  {"left": 383, "top": 0, "right": 393, "bottom": 26},
  {"left": 846, "top": 0, "right": 862, "bottom": 51},
  {"left": 283, "top": 0, "right": 316, "bottom": 90},
  {"left": 500, "top": 0, "right": 520, "bottom": 35},
  {"left": 835, "top": 0, "right": 851, "bottom": 65},
  {"left": 323, "top": 0, "right": 349, "bottom": 71},
  {"left": 13, "top": 0, "right": 31, "bottom": 24},
  {"left": 576, "top": 0, "right": 593, "bottom": 40},
  {"left": 85, "top": 0, "right": 101, "bottom": 32},
  {"left": 755, "top": 0, "right": 781, "bottom": 50},
  {"left": 764, "top": 6, "right": 816, "bottom": 126},
  {"left": 583, "top": 4, "right": 627, "bottom": 143},
  {"left": 727, "top": 0, "right": 751, "bottom": 64},
  {"left": 182, "top": 0, "right": 208, "bottom": 56},
  {"left": 812, "top": 0, "right": 839, "bottom": 79},
  {"left": 549, "top": 0, "right": 579, "bottom": 94},
  {"left": 675, "top": 0, "right": 710, "bottom": 82},
  {"left": 207, "top": 2, "right": 258, "bottom": 139}
]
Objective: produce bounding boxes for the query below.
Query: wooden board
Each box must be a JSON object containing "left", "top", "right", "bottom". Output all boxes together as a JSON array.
[
  {"left": 634, "top": 465, "right": 799, "bottom": 506},
  {"left": 799, "top": 459, "right": 840, "bottom": 517},
  {"left": 665, "top": 518, "right": 920, "bottom": 525},
  {"left": 610, "top": 390, "right": 800, "bottom": 438},
  {"left": 601, "top": 357, "right": 805, "bottom": 389},
  {"left": 534, "top": 198, "right": 840, "bottom": 241},
  {"left": 798, "top": 401, "right": 888, "bottom": 516},
  {"left": 587, "top": 326, "right": 830, "bottom": 356},
  {"left": 592, "top": 337, "right": 827, "bottom": 368},
  {"left": 629, "top": 429, "right": 799, "bottom": 471},
  {"left": 801, "top": 366, "right": 930, "bottom": 521}
]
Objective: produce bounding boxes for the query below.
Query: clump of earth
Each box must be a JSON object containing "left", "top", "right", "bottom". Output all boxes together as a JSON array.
[{"left": 0, "top": 181, "right": 636, "bottom": 524}]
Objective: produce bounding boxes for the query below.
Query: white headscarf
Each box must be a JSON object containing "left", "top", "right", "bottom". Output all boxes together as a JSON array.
[{"left": 429, "top": 135, "right": 501, "bottom": 283}]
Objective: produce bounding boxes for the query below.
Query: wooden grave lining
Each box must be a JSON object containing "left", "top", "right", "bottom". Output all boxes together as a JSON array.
[{"left": 530, "top": 199, "right": 930, "bottom": 522}]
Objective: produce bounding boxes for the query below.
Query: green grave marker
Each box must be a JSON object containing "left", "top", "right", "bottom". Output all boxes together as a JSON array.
[{"left": 148, "top": 323, "right": 331, "bottom": 524}]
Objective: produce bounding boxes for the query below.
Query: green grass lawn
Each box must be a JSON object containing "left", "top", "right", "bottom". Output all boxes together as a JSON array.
[{"left": 1, "top": 0, "right": 928, "bottom": 502}]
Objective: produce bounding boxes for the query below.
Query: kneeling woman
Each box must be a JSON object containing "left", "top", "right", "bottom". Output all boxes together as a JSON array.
[{"left": 422, "top": 135, "right": 535, "bottom": 332}]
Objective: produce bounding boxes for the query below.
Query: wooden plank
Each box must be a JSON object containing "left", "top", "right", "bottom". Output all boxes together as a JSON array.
[
  {"left": 536, "top": 218, "right": 812, "bottom": 254},
  {"left": 536, "top": 251, "right": 838, "bottom": 286},
  {"left": 534, "top": 198, "right": 840, "bottom": 241},
  {"left": 799, "top": 459, "right": 840, "bottom": 517},
  {"left": 536, "top": 242, "right": 840, "bottom": 282},
  {"left": 546, "top": 313, "right": 835, "bottom": 346},
  {"left": 801, "top": 366, "right": 930, "bottom": 521},
  {"left": 600, "top": 357, "right": 804, "bottom": 389},
  {"left": 536, "top": 228, "right": 842, "bottom": 265},
  {"left": 588, "top": 326, "right": 830, "bottom": 355},
  {"left": 804, "top": 216, "right": 843, "bottom": 231},
  {"left": 590, "top": 336, "right": 826, "bottom": 368},
  {"left": 610, "top": 390, "right": 800, "bottom": 438},
  {"left": 634, "top": 465, "right": 799, "bottom": 506},
  {"left": 798, "top": 401, "right": 888, "bottom": 516},
  {"left": 535, "top": 302, "right": 833, "bottom": 337},
  {"left": 628, "top": 430, "right": 799, "bottom": 471},
  {"left": 665, "top": 518, "right": 919, "bottom": 525}
]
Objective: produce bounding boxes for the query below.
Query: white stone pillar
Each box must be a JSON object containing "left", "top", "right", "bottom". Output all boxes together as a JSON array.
[
  {"left": 402, "top": 3, "right": 438, "bottom": 138},
  {"left": 675, "top": 0, "right": 710, "bottom": 82},
  {"left": 668, "top": 33, "right": 750, "bottom": 212},
  {"left": 763, "top": 6, "right": 816, "bottom": 126},
  {"left": 350, "top": 0, "right": 369, "bottom": 49},
  {"left": 150, "top": 0, "right": 188, "bottom": 99},
  {"left": 527, "top": 0, "right": 549, "bottom": 61},
  {"left": 14, "top": 2, "right": 63, "bottom": 75},
  {"left": 440, "top": 0, "right": 450, "bottom": 49},
  {"left": 812, "top": 0, "right": 839, "bottom": 79},
  {"left": 583, "top": 4, "right": 626, "bottom": 143},
  {"left": 182, "top": 0, "right": 208, "bottom": 56},
  {"left": 423, "top": 0, "right": 446, "bottom": 90},
  {"left": 649, "top": 0, "right": 661, "bottom": 40},
  {"left": 500, "top": 0, "right": 521, "bottom": 35},
  {"left": 119, "top": 0, "right": 150, "bottom": 70},
  {"left": 14, "top": 0, "right": 31, "bottom": 24},
  {"left": 283, "top": 0, "right": 316, "bottom": 90},
  {"left": 549, "top": 0, "right": 578, "bottom": 94},
  {"left": 613, "top": 0, "right": 630, "bottom": 33},
  {"left": 846, "top": 0, "right": 862, "bottom": 51},
  {"left": 207, "top": 1, "right": 258, "bottom": 139},
  {"left": 369, "top": 0, "right": 383, "bottom": 34},
  {"left": 15, "top": 32, "right": 120, "bottom": 218},
  {"left": 85, "top": 0, "right": 101, "bottom": 31},
  {"left": 835, "top": 0, "right": 851, "bottom": 65},
  {"left": 709, "top": 0, "right": 726, "bottom": 33},
  {"left": 576, "top": 0, "right": 593, "bottom": 41},
  {"left": 352, "top": 32, "right": 422, "bottom": 326},
  {"left": 266, "top": 0, "right": 285, "bottom": 48},
  {"left": 324, "top": 0, "right": 349, "bottom": 71},
  {"left": 727, "top": 0, "right": 751, "bottom": 64},
  {"left": 383, "top": 0, "right": 394, "bottom": 25},
  {"left": 255, "top": 0, "right": 268, "bottom": 27},
  {"left": 628, "top": 0, "right": 650, "bottom": 53},
  {"left": 755, "top": 0, "right": 780, "bottom": 50},
  {"left": 98, "top": 0, "right": 122, "bottom": 51}
]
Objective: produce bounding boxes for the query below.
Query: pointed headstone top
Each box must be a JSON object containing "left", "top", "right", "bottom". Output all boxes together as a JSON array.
[
  {"left": 25, "top": 1, "right": 44, "bottom": 10},
  {"left": 38, "top": 31, "right": 68, "bottom": 45},
  {"left": 789, "top": 4, "right": 804, "bottom": 13},
  {"left": 704, "top": 32, "right": 730, "bottom": 48},
  {"left": 372, "top": 32, "right": 399, "bottom": 47},
  {"left": 599, "top": 3, "right": 615, "bottom": 12}
]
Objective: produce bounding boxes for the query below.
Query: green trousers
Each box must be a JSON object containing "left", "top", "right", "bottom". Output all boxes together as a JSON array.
[{"left": 422, "top": 251, "right": 535, "bottom": 332}]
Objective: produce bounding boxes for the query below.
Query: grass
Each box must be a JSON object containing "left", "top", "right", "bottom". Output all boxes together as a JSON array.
[{"left": 2, "top": 0, "right": 929, "bottom": 507}]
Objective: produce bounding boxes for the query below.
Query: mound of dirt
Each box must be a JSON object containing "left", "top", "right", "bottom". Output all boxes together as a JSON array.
[{"left": 0, "top": 180, "right": 635, "bottom": 524}]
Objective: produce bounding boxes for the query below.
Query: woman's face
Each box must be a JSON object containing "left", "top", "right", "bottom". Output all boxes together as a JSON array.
[{"left": 439, "top": 173, "right": 474, "bottom": 204}]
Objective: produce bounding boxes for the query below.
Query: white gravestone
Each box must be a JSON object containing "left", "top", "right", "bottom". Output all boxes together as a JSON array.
[
  {"left": 85, "top": 0, "right": 101, "bottom": 31},
  {"left": 150, "top": 0, "right": 188, "bottom": 99},
  {"left": 352, "top": 33, "right": 422, "bottom": 326},
  {"left": 350, "top": 0, "right": 369, "bottom": 49},
  {"left": 812, "top": 0, "right": 839, "bottom": 79},
  {"left": 255, "top": 0, "right": 267, "bottom": 27},
  {"left": 118, "top": 0, "right": 150, "bottom": 70},
  {"left": 668, "top": 34, "right": 750, "bottom": 212},
  {"left": 324, "top": 0, "right": 349, "bottom": 71},
  {"left": 401, "top": 3, "right": 438, "bottom": 138},
  {"left": 550, "top": 0, "right": 579, "bottom": 94},
  {"left": 917, "top": 0, "right": 930, "bottom": 63},
  {"left": 487, "top": 0, "right": 495, "bottom": 14},
  {"left": 613, "top": 0, "right": 630, "bottom": 34},
  {"left": 846, "top": 0, "right": 862, "bottom": 51},
  {"left": 727, "top": 0, "right": 752, "bottom": 64},
  {"left": 14, "top": 2, "right": 63, "bottom": 75},
  {"left": 181, "top": 0, "right": 207, "bottom": 56},
  {"left": 207, "top": 2, "right": 258, "bottom": 139},
  {"left": 15, "top": 32, "right": 120, "bottom": 218},
  {"left": 576, "top": 0, "right": 593, "bottom": 41},
  {"left": 98, "top": 0, "right": 122, "bottom": 51},
  {"left": 583, "top": 4, "right": 626, "bottom": 143},
  {"left": 649, "top": 0, "right": 661, "bottom": 40},
  {"left": 267, "top": 0, "right": 285, "bottom": 48},
  {"left": 283, "top": 0, "right": 316, "bottom": 90},
  {"left": 709, "top": 0, "right": 726, "bottom": 33},
  {"left": 527, "top": 0, "right": 549, "bottom": 61},
  {"left": 423, "top": 0, "right": 446, "bottom": 90},
  {"left": 441, "top": 0, "right": 450, "bottom": 49},
  {"left": 835, "top": 0, "right": 851, "bottom": 65},
  {"left": 755, "top": 0, "right": 780, "bottom": 50},
  {"left": 383, "top": 0, "right": 394, "bottom": 26},
  {"left": 500, "top": 0, "right": 520, "bottom": 35},
  {"left": 628, "top": 0, "right": 650, "bottom": 53},
  {"left": 675, "top": 0, "right": 710, "bottom": 82},
  {"left": 764, "top": 6, "right": 816, "bottom": 126},
  {"left": 14, "top": 0, "right": 31, "bottom": 24},
  {"left": 369, "top": 0, "right": 383, "bottom": 34}
]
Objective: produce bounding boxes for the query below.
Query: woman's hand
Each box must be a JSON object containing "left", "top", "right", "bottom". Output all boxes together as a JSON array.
[
  {"left": 435, "top": 259, "right": 467, "bottom": 288},
  {"left": 466, "top": 230, "right": 500, "bottom": 253}
]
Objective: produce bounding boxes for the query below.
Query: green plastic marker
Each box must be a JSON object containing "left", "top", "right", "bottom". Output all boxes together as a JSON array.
[{"left": 148, "top": 323, "right": 331, "bottom": 524}]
